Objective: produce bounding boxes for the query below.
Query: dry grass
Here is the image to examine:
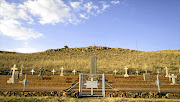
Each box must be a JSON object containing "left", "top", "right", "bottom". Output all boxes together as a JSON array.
[{"left": 0, "top": 46, "right": 179, "bottom": 75}]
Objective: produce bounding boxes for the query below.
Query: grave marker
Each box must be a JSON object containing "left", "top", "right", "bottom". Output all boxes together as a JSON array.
[
  {"left": 169, "top": 74, "right": 177, "bottom": 85},
  {"left": 38, "top": 67, "right": 44, "bottom": 80},
  {"left": 156, "top": 70, "right": 160, "bottom": 75},
  {"left": 135, "top": 69, "right": 139, "bottom": 76},
  {"left": 124, "top": 66, "right": 129, "bottom": 77},
  {"left": 19, "top": 73, "right": 32, "bottom": 91},
  {"left": 113, "top": 69, "right": 118, "bottom": 76},
  {"left": 165, "top": 67, "right": 169, "bottom": 77},
  {"left": 19, "top": 65, "right": 24, "bottom": 76},
  {"left": 144, "top": 67, "right": 148, "bottom": 73},
  {"left": 30, "top": 69, "right": 35, "bottom": 75},
  {"left": 60, "top": 67, "right": 64, "bottom": 76},
  {"left": 7, "top": 64, "right": 18, "bottom": 83},
  {"left": 51, "top": 68, "right": 56, "bottom": 75},
  {"left": 72, "top": 69, "right": 77, "bottom": 75},
  {"left": 152, "top": 74, "right": 165, "bottom": 93}
]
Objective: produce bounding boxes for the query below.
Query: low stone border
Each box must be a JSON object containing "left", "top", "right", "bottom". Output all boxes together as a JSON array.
[{"left": 0, "top": 91, "right": 179, "bottom": 99}]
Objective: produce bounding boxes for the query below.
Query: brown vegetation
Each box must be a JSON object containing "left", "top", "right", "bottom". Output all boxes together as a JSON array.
[{"left": 0, "top": 46, "right": 179, "bottom": 75}]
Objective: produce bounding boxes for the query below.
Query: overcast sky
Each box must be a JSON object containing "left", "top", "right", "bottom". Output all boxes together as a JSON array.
[{"left": 0, "top": 0, "right": 180, "bottom": 53}]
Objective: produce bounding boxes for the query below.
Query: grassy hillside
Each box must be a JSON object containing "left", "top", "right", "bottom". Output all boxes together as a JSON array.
[{"left": 0, "top": 46, "right": 179, "bottom": 75}]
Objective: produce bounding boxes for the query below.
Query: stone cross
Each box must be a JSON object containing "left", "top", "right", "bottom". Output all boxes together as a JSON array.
[
  {"left": 135, "top": 69, "right": 139, "bottom": 76},
  {"left": 19, "top": 73, "right": 32, "bottom": 91},
  {"left": 113, "top": 69, "right": 118, "bottom": 76},
  {"left": 19, "top": 65, "right": 24, "bottom": 76},
  {"left": 60, "top": 67, "right": 64, "bottom": 76},
  {"left": 7, "top": 64, "right": 18, "bottom": 83},
  {"left": 30, "top": 69, "right": 35, "bottom": 75},
  {"left": 169, "top": 74, "right": 177, "bottom": 85},
  {"left": 144, "top": 67, "right": 148, "bottom": 73},
  {"left": 124, "top": 66, "right": 129, "bottom": 77},
  {"left": 38, "top": 67, "right": 44, "bottom": 80},
  {"left": 152, "top": 74, "right": 165, "bottom": 93},
  {"left": 72, "top": 69, "right": 77, "bottom": 75},
  {"left": 51, "top": 68, "right": 56, "bottom": 75},
  {"left": 164, "top": 67, "right": 169, "bottom": 77}
]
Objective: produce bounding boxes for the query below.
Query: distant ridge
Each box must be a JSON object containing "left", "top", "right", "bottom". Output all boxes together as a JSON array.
[{"left": 0, "top": 46, "right": 179, "bottom": 75}]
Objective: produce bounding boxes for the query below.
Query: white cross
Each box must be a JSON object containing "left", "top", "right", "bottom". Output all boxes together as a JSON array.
[
  {"left": 7, "top": 64, "right": 18, "bottom": 83},
  {"left": 156, "top": 70, "right": 160, "bottom": 75},
  {"left": 124, "top": 66, "right": 129, "bottom": 77},
  {"left": 60, "top": 67, "right": 64, "bottom": 76},
  {"left": 51, "top": 68, "right": 56, "bottom": 75},
  {"left": 113, "top": 69, "right": 118, "bottom": 76},
  {"left": 135, "top": 69, "right": 139, "bottom": 76},
  {"left": 164, "top": 67, "right": 169, "bottom": 77},
  {"left": 145, "top": 67, "right": 148, "bottom": 73},
  {"left": 72, "top": 69, "right": 77, "bottom": 75},
  {"left": 30, "top": 69, "right": 35, "bottom": 75},
  {"left": 169, "top": 74, "right": 177, "bottom": 85}
]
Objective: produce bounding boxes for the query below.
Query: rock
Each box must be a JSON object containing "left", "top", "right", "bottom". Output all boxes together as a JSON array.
[
  {"left": 166, "top": 93, "right": 174, "bottom": 99},
  {"left": 23, "top": 92, "right": 29, "bottom": 97},
  {"left": 141, "top": 92, "right": 147, "bottom": 98}
]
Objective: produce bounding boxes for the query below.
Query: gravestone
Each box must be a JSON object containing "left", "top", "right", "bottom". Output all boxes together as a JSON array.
[
  {"left": 90, "top": 56, "right": 97, "bottom": 75},
  {"left": 51, "top": 68, "right": 56, "bottom": 75},
  {"left": 30, "top": 69, "right": 35, "bottom": 75},
  {"left": 7, "top": 64, "right": 18, "bottom": 83},
  {"left": 135, "top": 69, "right": 139, "bottom": 76},
  {"left": 124, "top": 66, "right": 129, "bottom": 77},
  {"left": 169, "top": 74, "right": 177, "bottom": 85},
  {"left": 143, "top": 73, "right": 151, "bottom": 81},
  {"left": 89, "top": 56, "right": 97, "bottom": 80},
  {"left": 72, "top": 69, "right": 77, "bottom": 75},
  {"left": 165, "top": 67, "right": 169, "bottom": 77},
  {"left": 19, "top": 73, "right": 32, "bottom": 91},
  {"left": 19, "top": 65, "right": 24, "bottom": 76},
  {"left": 60, "top": 67, "right": 64, "bottom": 76},
  {"left": 156, "top": 70, "right": 160, "bottom": 75},
  {"left": 144, "top": 67, "right": 148, "bottom": 73},
  {"left": 113, "top": 69, "right": 118, "bottom": 76},
  {"left": 38, "top": 67, "right": 44, "bottom": 80},
  {"left": 14, "top": 71, "right": 19, "bottom": 79},
  {"left": 152, "top": 74, "right": 165, "bottom": 93}
]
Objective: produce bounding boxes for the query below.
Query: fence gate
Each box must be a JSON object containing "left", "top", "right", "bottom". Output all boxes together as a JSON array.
[{"left": 79, "top": 73, "right": 105, "bottom": 97}]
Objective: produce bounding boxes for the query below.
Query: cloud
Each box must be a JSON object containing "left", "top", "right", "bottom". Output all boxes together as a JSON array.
[
  {"left": 24, "top": 0, "right": 72, "bottom": 25},
  {"left": 0, "top": 19, "right": 42, "bottom": 40},
  {"left": 4, "top": 42, "right": 39, "bottom": 53},
  {"left": 0, "top": 0, "right": 42, "bottom": 40},
  {"left": 79, "top": 13, "right": 88, "bottom": 19},
  {"left": 102, "top": 3, "right": 110, "bottom": 11},
  {"left": 111, "top": 0, "right": 120, "bottom": 4}
]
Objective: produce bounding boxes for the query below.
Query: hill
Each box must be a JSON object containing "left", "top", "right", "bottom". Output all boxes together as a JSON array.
[{"left": 0, "top": 46, "right": 179, "bottom": 75}]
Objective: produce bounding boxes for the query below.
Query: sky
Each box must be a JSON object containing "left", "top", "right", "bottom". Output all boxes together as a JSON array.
[{"left": 0, "top": 0, "right": 180, "bottom": 53}]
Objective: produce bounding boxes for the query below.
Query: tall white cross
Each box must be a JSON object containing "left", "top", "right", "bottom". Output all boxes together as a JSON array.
[
  {"left": 164, "top": 67, "right": 169, "bottom": 77},
  {"left": 60, "top": 67, "right": 64, "bottom": 76},
  {"left": 144, "top": 67, "right": 148, "bottom": 73},
  {"left": 152, "top": 74, "right": 165, "bottom": 93},
  {"left": 19, "top": 65, "right": 24, "bottom": 76},
  {"left": 7, "top": 64, "right": 18, "bottom": 83},
  {"left": 169, "top": 74, "right": 177, "bottom": 85},
  {"left": 124, "top": 66, "right": 129, "bottom": 77},
  {"left": 135, "top": 69, "right": 139, "bottom": 76},
  {"left": 72, "top": 69, "right": 77, "bottom": 75},
  {"left": 113, "top": 69, "right": 118, "bottom": 76},
  {"left": 51, "top": 68, "right": 56, "bottom": 75},
  {"left": 30, "top": 69, "right": 35, "bottom": 75}
]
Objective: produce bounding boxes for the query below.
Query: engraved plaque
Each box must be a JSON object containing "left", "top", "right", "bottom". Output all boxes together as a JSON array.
[{"left": 85, "top": 81, "right": 99, "bottom": 88}]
